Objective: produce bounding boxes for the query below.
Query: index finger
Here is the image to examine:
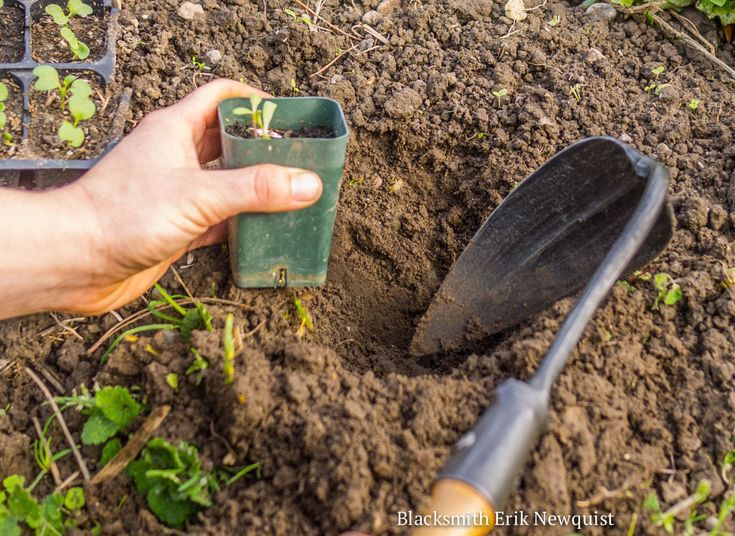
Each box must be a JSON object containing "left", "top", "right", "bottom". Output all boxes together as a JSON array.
[{"left": 167, "top": 79, "right": 271, "bottom": 135}]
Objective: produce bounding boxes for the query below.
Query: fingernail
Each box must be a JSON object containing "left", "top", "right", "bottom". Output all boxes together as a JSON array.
[{"left": 291, "top": 172, "right": 322, "bottom": 202}]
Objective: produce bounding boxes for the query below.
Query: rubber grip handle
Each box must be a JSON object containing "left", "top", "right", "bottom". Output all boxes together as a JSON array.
[{"left": 438, "top": 379, "right": 549, "bottom": 511}]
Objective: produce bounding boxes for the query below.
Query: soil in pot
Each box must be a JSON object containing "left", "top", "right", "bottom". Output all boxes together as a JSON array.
[
  {"left": 0, "top": 76, "right": 24, "bottom": 158},
  {"left": 31, "top": 7, "right": 108, "bottom": 63},
  {"left": 26, "top": 71, "right": 114, "bottom": 160},
  {"left": 0, "top": 1, "right": 25, "bottom": 63},
  {"left": 226, "top": 123, "right": 336, "bottom": 139}
]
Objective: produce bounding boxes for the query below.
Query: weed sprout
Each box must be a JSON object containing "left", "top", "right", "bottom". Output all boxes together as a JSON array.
[
  {"left": 688, "top": 98, "right": 699, "bottom": 111},
  {"left": 652, "top": 272, "right": 682, "bottom": 310},
  {"left": 492, "top": 88, "right": 508, "bottom": 107}
]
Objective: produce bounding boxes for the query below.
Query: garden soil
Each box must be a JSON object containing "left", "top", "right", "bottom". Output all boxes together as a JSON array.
[{"left": 2, "top": 0, "right": 735, "bottom": 534}]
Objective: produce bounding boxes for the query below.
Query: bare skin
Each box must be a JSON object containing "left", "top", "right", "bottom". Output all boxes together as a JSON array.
[{"left": 0, "top": 79, "right": 323, "bottom": 320}]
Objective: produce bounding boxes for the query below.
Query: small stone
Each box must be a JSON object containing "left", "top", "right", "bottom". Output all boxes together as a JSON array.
[
  {"left": 384, "top": 88, "right": 422, "bottom": 119},
  {"left": 205, "top": 49, "right": 222, "bottom": 65},
  {"left": 679, "top": 196, "right": 709, "bottom": 230},
  {"left": 585, "top": 48, "right": 605, "bottom": 63},
  {"left": 361, "top": 10, "right": 382, "bottom": 25},
  {"left": 709, "top": 204, "right": 727, "bottom": 230},
  {"left": 377, "top": 0, "right": 401, "bottom": 15},
  {"left": 619, "top": 133, "right": 633, "bottom": 144},
  {"left": 177, "top": 1, "right": 204, "bottom": 20},
  {"left": 370, "top": 175, "right": 383, "bottom": 188},
  {"left": 658, "top": 84, "right": 679, "bottom": 101},
  {"left": 585, "top": 3, "right": 617, "bottom": 21}
]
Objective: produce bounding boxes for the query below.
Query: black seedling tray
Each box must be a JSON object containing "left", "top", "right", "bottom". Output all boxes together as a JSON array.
[{"left": 0, "top": 0, "right": 120, "bottom": 187}]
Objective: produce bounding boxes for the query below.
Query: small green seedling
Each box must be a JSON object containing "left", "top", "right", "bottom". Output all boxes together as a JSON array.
[
  {"left": 652, "top": 272, "right": 682, "bottom": 310},
  {"left": 60, "top": 26, "right": 90, "bottom": 60},
  {"left": 0, "top": 475, "right": 86, "bottom": 535},
  {"left": 492, "top": 88, "right": 508, "bottom": 107},
  {"left": 101, "top": 284, "right": 213, "bottom": 364},
  {"left": 0, "top": 81, "right": 11, "bottom": 146},
  {"left": 548, "top": 14, "right": 561, "bottom": 26},
  {"left": 291, "top": 78, "right": 300, "bottom": 94},
  {"left": 186, "top": 348, "right": 209, "bottom": 385},
  {"left": 45, "top": 0, "right": 93, "bottom": 25},
  {"left": 55, "top": 385, "right": 142, "bottom": 445},
  {"left": 688, "top": 98, "right": 699, "bottom": 111},
  {"left": 294, "top": 298, "right": 314, "bottom": 338},
  {"left": 232, "top": 95, "right": 278, "bottom": 139},
  {"left": 191, "top": 56, "right": 210, "bottom": 73},
  {"left": 166, "top": 373, "right": 179, "bottom": 391},
  {"left": 32, "top": 420, "right": 71, "bottom": 490},
  {"left": 59, "top": 78, "right": 95, "bottom": 147},
  {"left": 568, "top": 83, "right": 582, "bottom": 102},
  {"left": 644, "top": 66, "right": 669, "bottom": 96},
  {"left": 127, "top": 438, "right": 219, "bottom": 528},
  {"left": 222, "top": 313, "right": 235, "bottom": 384},
  {"left": 284, "top": 8, "right": 316, "bottom": 29},
  {"left": 0, "top": 1, "right": 4, "bottom": 8},
  {"left": 100, "top": 438, "right": 122, "bottom": 465}
]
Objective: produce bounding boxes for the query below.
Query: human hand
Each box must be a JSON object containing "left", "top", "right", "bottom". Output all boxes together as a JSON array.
[{"left": 0, "top": 79, "right": 323, "bottom": 319}]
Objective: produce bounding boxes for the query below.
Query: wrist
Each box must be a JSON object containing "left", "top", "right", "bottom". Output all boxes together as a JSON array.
[{"left": 0, "top": 185, "right": 100, "bottom": 318}]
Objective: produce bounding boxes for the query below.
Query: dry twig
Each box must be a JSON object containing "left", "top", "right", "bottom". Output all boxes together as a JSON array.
[
  {"left": 91, "top": 405, "right": 171, "bottom": 485},
  {"left": 25, "top": 367, "right": 91, "bottom": 482}
]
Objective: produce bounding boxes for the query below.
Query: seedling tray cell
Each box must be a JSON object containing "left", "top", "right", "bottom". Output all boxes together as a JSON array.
[{"left": 0, "top": 0, "right": 119, "bottom": 187}]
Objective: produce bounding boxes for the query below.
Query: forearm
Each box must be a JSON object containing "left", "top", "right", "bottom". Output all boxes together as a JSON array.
[{"left": 0, "top": 185, "right": 96, "bottom": 319}]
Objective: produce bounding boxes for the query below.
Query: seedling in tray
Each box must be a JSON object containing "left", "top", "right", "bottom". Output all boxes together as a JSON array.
[
  {"left": 45, "top": 0, "right": 93, "bottom": 60},
  {"left": 0, "top": 82, "right": 11, "bottom": 146},
  {"left": 32, "top": 65, "right": 97, "bottom": 147},
  {"left": 232, "top": 95, "right": 278, "bottom": 139}
]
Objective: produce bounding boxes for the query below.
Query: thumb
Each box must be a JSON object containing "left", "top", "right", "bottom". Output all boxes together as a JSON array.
[{"left": 194, "top": 163, "right": 323, "bottom": 224}]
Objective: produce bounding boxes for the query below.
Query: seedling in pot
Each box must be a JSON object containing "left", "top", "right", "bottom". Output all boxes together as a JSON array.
[
  {"left": 60, "top": 78, "right": 96, "bottom": 147},
  {"left": 45, "top": 0, "right": 93, "bottom": 25},
  {"left": 232, "top": 96, "right": 278, "bottom": 139},
  {"left": 0, "top": 82, "right": 12, "bottom": 146},
  {"left": 46, "top": 0, "right": 93, "bottom": 60}
]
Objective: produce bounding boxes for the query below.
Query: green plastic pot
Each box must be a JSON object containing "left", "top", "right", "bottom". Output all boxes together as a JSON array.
[{"left": 218, "top": 97, "right": 349, "bottom": 288}]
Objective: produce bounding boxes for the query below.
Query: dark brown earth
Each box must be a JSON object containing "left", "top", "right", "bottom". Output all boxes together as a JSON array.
[
  {"left": 227, "top": 123, "right": 337, "bottom": 139},
  {"left": 1, "top": 0, "right": 735, "bottom": 535},
  {"left": 31, "top": 8, "right": 108, "bottom": 64},
  {"left": 0, "top": 1, "right": 25, "bottom": 63},
  {"left": 0, "top": 76, "right": 24, "bottom": 158}
]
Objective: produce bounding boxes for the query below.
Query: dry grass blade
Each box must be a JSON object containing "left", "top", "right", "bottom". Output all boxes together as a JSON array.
[
  {"left": 91, "top": 405, "right": 171, "bottom": 485},
  {"left": 87, "top": 297, "right": 255, "bottom": 355},
  {"left": 25, "top": 367, "right": 91, "bottom": 482},
  {"left": 54, "top": 471, "right": 79, "bottom": 493},
  {"left": 670, "top": 11, "right": 715, "bottom": 54},
  {"left": 311, "top": 43, "right": 360, "bottom": 78},
  {"left": 293, "top": 0, "right": 362, "bottom": 40}
]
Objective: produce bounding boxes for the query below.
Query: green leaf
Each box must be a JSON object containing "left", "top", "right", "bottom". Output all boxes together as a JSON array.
[
  {"left": 664, "top": 287, "right": 683, "bottom": 305},
  {"left": 68, "top": 94, "right": 95, "bottom": 123},
  {"left": 63, "top": 487, "right": 85, "bottom": 511},
  {"left": 71, "top": 40, "right": 90, "bottom": 60},
  {"left": 0, "top": 511, "right": 21, "bottom": 536},
  {"left": 80, "top": 413, "right": 118, "bottom": 445},
  {"left": 6, "top": 483, "right": 39, "bottom": 522},
  {"left": 60, "top": 25, "right": 79, "bottom": 47},
  {"left": 45, "top": 4, "right": 69, "bottom": 25},
  {"left": 696, "top": 0, "right": 735, "bottom": 24},
  {"left": 2, "top": 476, "right": 24, "bottom": 494},
  {"left": 70, "top": 79, "right": 93, "bottom": 98},
  {"left": 0, "top": 82, "right": 7, "bottom": 102},
  {"left": 68, "top": 0, "right": 93, "bottom": 16},
  {"left": 0, "top": 111, "right": 6, "bottom": 132},
  {"left": 101, "top": 438, "right": 122, "bottom": 465},
  {"left": 261, "top": 101, "right": 277, "bottom": 135},
  {"left": 146, "top": 486, "right": 196, "bottom": 528},
  {"left": 32, "top": 66, "right": 60, "bottom": 92},
  {"left": 127, "top": 459, "right": 154, "bottom": 494},
  {"left": 95, "top": 386, "right": 142, "bottom": 429}
]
